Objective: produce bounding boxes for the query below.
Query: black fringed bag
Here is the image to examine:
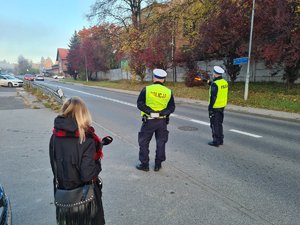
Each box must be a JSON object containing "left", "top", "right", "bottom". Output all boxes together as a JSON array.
[{"left": 54, "top": 184, "right": 95, "bottom": 208}]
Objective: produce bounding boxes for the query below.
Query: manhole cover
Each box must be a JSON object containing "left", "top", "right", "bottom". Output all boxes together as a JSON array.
[{"left": 178, "top": 126, "right": 198, "bottom": 131}]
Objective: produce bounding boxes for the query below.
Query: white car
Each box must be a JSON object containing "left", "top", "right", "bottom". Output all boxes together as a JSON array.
[
  {"left": 0, "top": 74, "right": 24, "bottom": 87},
  {"left": 35, "top": 75, "right": 44, "bottom": 81},
  {"left": 53, "top": 75, "right": 64, "bottom": 79}
]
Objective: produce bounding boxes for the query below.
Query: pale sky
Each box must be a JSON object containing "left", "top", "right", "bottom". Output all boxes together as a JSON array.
[{"left": 0, "top": 0, "right": 96, "bottom": 64}]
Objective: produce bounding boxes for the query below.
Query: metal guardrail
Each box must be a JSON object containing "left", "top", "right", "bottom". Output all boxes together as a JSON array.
[{"left": 24, "top": 80, "right": 66, "bottom": 104}]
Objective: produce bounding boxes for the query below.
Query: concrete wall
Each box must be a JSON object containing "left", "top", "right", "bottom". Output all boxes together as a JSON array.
[
  {"left": 94, "top": 61, "right": 299, "bottom": 83},
  {"left": 92, "top": 69, "right": 130, "bottom": 81},
  {"left": 196, "top": 60, "right": 290, "bottom": 83}
]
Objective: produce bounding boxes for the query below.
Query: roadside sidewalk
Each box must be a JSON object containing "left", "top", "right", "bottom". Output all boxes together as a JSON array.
[
  {"left": 68, "top": 83, "right": 300, "bottom": 122},
  {"left": 0, "top": 87, "right": 56, "bottom": 225}
]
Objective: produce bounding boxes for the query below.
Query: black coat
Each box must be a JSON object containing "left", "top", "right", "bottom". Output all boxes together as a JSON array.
[{"left": 49, "top": 116, "right": 101, "bottom": 190}]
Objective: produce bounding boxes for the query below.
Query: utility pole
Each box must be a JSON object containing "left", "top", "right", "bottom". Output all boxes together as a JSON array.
[
  {"left": 244, "top": 0, "right": 255, "bottom": 100},
  {"left": 85, "top": 55, "right": 88, "bottom": 82},
  {"left": 171, "top": 22, "right": 177, "bottom": 83}
]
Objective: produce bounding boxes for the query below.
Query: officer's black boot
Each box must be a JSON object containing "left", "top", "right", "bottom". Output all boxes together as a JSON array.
[
  {"left": 208, "top": 141, "right": 219, "bottom": 147},
  {"left": 154, "top": 162, "right": 161, "bottom": 172},
  {"left": 136, "top": 163, "right": 149, "bottom": 172}
]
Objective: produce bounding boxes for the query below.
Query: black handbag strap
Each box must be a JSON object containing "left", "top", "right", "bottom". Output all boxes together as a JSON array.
[{"left": 50, "top": 135, "right": 59, "bottom": 189}]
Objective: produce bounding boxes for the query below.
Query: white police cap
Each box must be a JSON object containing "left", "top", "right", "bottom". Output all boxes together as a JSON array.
[
  {"left": 213, "top": 66, "right": 225, "bottom": 75},
  {"left": 153, "top": 69, "right": 167, "bottom": 79}
]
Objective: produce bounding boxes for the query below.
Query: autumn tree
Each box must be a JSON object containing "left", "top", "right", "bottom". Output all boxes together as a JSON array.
[
  {"left": 89, "top": 24, "right": 122, "bottom": 70},
  {"left": 162, "top": 0, "right": 224, "bottom": 82},
  {"left": 118, "top": 27, "right": 146, "bottom": 80},
  {"left": 67, "top": 31, "right": 81, "bottom": 79},
  {"left": 254, "top": 0, "right": 300, "bottom": 88},
  {"left": 87, "top": 0, "right": 154, "bottom": 81},
  {"left": 192, "top": 0, "right": 252, "bottom": 83},
  {"left": 87, "top": 0, "right": 145, "bottom": 29},
  {"left": 78, "top": 26, "right": 117, "bottom": 80},
  {"left": 140, "top": 3, "right": 173, "bottom": 71}
]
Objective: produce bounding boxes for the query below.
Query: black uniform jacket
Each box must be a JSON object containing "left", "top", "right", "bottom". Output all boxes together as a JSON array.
[
  {"left": 137, "top": 81, "right": 176, "bottom": 116},
  {"left": 49, "top": 116, "right": 101, "bottom": 190}
]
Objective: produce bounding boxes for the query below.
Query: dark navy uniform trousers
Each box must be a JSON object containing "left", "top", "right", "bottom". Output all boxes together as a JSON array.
[
  {"left": 138, "top": 118, "right": 169, "bottom": 165},
  {"left": 210, "top": 108, "right": 224, "bottom": 144}
]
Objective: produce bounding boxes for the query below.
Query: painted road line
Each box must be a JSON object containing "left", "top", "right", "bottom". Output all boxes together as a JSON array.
[
  {"left": 190, "top": 119, "right": 210, "bottom": 126},
  {"left": 55, "top": 85, "right": 136, "bottom": 107},
  {"left": 49, "top": 84, "right": 262, "bottom": 138},
  {"left": 229, "top": 129, "right": 262, "bottom": 138}
]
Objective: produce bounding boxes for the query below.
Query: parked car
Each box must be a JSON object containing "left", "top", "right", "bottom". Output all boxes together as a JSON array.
[
  {"left": 0, "top": 75, "right": 23, "bottom": 87},
  {"left": 0, "top": 184, "right": 12, "bottom": 225},
  {"left": 35, "top": 75, "right": 44, "bottom": 81},
  {"left": 52, "top": 75, "right": 64, "bottom": 79},
  {"left": 23, "top": 74, "right": 35, "bottom": 81}
]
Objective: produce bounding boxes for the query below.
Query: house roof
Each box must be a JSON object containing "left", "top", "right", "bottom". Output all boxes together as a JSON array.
[{"left": 56, "top": 48, "right": 69, "bottom": 61}]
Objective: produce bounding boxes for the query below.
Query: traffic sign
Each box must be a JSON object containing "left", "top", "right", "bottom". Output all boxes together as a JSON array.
[{"left": 233, "top": 57, "right": 248, "bottom": 65}]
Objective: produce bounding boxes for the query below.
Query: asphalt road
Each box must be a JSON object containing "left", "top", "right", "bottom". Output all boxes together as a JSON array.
[{"left": 0, "top": 82, "right": 300, "bottom": 225}]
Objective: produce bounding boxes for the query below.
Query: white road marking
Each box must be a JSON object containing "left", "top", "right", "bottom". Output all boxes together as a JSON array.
[
  {"left": 49, "top": 84, "right": 262, "bottom": 138},
  {"left": 190, "top": 119, "right": 210, "bottom": 126},
  {"left": 229, "top": 129, "right": 262, "bottom": 138},
  {"left": 61, "top": 86, "right": 136, "bottom": 107}
]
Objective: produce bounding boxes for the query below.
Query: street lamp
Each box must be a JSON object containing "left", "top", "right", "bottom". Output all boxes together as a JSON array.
[{"left": 244, "top": 0, "right": 255, "bottom": 100}]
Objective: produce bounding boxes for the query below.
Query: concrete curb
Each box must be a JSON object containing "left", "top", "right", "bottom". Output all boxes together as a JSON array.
[{"left": 16, "top": 88, "right": 45, "bottom": 109}]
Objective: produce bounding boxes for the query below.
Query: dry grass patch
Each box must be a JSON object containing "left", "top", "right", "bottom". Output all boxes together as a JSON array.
[{"left": 25, "top": 84, "right": 62, "bottom": 112}]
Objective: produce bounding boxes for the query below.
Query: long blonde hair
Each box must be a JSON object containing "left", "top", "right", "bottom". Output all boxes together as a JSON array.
[{"left": 61, "top": 97, "right": 92, "bottom": 143}]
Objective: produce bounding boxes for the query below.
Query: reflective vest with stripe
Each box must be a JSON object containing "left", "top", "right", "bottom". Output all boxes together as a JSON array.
[
  {"left": 141, "top": 84, "right": 172, "bottom": 116},
  {"left": 209, "top": 79, "right": 228, "bottom": 108}
]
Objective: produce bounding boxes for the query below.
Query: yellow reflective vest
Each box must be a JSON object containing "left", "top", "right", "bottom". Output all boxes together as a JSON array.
[
  {"left": 209, "top": 79, "right": 228, "bottom": 108},
  {"left": 141, "top": 84, "right": 171, "bottom": 116}
]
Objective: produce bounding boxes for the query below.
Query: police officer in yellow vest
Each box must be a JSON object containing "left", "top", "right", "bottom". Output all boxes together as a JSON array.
[
  {"left": 136, "top": 69, "right": 175, "bottom": 171},
  {"left": 208, "top": 66, "right": 228, "bottom": 147}
]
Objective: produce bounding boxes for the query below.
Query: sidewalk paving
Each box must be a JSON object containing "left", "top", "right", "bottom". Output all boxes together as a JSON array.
[{"left": 0, "top": 87, "right": 56, "bottom": 225}]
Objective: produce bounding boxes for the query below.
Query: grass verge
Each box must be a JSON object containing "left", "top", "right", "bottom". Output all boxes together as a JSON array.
[{"left": 24, "top": 84, "right": 62, "bottom": 112}]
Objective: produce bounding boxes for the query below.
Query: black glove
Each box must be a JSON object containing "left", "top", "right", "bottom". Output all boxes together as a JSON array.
[
  {"left": 209, "top": 110, "right": 214, "bottom": 118},
  {"left": 159, "top": 112, "right": 165, "bottom": 117},
  {"left": 166, "top": 116, "right": 170, "bottom": 124}
]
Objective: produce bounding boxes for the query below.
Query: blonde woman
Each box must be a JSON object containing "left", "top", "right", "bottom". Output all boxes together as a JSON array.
[{"left": 49, "top": 97, "right": 105, "bottom": 225}]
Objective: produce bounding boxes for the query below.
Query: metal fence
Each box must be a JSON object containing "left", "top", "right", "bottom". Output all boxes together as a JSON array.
[{"left": 24, "top": 81, "right": 66, "bottom": 104}]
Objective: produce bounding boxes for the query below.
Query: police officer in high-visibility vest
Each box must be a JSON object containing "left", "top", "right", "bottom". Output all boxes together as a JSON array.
[
  {"left": 136, "top": 69, "right": 175, "bottom": 171},
  {"left": 208, "top": 66, "right": 228, "bottom": 147}
]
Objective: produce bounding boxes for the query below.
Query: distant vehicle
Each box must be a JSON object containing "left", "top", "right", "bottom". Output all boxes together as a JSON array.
[
  {"left": 24, "top": 74, "right": 35, "bottom": 81},
  {"left": 53, "top": 75, "right": 64, "bottom": 79},
  {"left": 0, "top": 75, "right": 23, "bottom": 87},
  {"left": 35, "top": 75, "right": 44, "bottom": 81},
  {"left": 0, "top": 184, "right": 12, "bottom": 225}
]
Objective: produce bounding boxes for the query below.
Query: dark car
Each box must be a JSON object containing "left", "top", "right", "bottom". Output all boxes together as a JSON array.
[{"left": 0, "top": 184, "right": 12, "bottom": 225}]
